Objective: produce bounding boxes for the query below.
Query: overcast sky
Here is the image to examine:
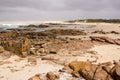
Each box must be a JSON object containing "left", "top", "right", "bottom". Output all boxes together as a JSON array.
[{"left": 0, "top": 0, "right": 120, "bottom": 21}]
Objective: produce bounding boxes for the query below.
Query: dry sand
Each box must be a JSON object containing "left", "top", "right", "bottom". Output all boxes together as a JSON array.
[
  {"left": 0, "top": 56, "right": 62, "bottom": 80},
  {"left": 90, "top": 44, "right": 120, "bottom": 63}
]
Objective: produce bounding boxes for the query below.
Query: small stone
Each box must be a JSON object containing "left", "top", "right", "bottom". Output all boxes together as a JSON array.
[
  {"left": 46, "top": 72, "right": 59, "bottom": 80},
  {"left": 49, "top": 50, "right": 57, "bottom": 54}
]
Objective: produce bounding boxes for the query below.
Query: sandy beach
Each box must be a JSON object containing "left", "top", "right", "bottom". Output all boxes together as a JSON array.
[{"left": 0, "top": 22, "right": 120, "bottom": 80}]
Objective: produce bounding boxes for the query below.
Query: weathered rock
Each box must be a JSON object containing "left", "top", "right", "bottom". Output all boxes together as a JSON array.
[
  {"left": 69, "top": 61, "right": 95, "bottom": 78},
  {"left": 90, "top": 36, "right": 120, "bottom": 45},
  {"left": 28, "top": 74, "right": 44, "bottom": 80},
  {"left": 68, "top": 61, "right": 113, "bottom": 80},
  {"left": 110, "top": 64, "right": 120, "bottom": 80},
  {"left": 90, "top": 36, "right": 106, "bottom": 42},
  {"left": 46, "top": 72, "right": 59, "bottom": 80},
  {"left": 90, "top": 36, "right": 116, "bottom": 44},
  {"left": 38, "top": 24, "right": 49, "bottom": 28},
  {"left": 0, "top": 37, "right": 31, "bottom": 57},
  {"left": 102, "top": 37, "right": 115, "bottom": 44},
  {"left": 49, "top": 50, "right": 57, "bottom": 54},
  {"left": 114, "top": 39, "right": 120, "bottom": 45},
  {"left": 40, "top": 29, "right": 86, "bottom": 36},
  {"left": 80, "top": 64, "right": 112, "bottom": 80},
  {"left": 0, "top": 46, "right": 5, "bottom": 53},
  {"left": 0, "top": 32, "right": 18, "bottom": 38},
  {"left": 92, "top": 30, "right": 107, "bottom": 34},
  {"left": 21, "top": 38, "right": 31, "bottom": 57},
  {"left": 25, "top": 24, "right": 38, "bottom": 28},
  {"left": 7, "top": 28, "right": 36, "bottom": 32},
  {"left": 24, "top": 24, "right": 49, "bottom": 28},
  {"left": 110, "top": 31, "right": 119, "bottom": 34}
]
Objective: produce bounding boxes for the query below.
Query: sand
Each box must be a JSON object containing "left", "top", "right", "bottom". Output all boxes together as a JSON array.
[
  {"left": 90, "top": 44, "right": 120, "bottom": 63},
  {"left": 0, "top": 55, "right": 62, "bottom": 80}
]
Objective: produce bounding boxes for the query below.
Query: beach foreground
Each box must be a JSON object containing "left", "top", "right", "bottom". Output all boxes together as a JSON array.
[{"left": 0, "top": 22, "right": 120, "bottom": 80}]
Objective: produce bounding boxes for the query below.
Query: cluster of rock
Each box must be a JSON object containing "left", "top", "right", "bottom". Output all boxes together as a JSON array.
[
  {"left": 7, "top": 28, "right": 36, "bottom": 32},
  {"left": 1, "top": 31, "right": 119, "bottom": 58},
  {"left": 7, "top": 28, "right": 87, "bottom": 39},
  {"left": 92, "top": 30, "right": 120, "bottom": 34},
  {"left": 92, "top": 30, "right": 108, "bottom": 34},
  {"left": 20, "top": 24, "right": 49, "bottom": 28},
  {"left": 7, "top": 24, "right": 50, "bottom": 32},
  {"left": 29, "top": 72, "right": 60, "bottom": 80},
  {"left": 40, "top": 29, "right": 87, "bottom": 36},
  {"left": 64, "top": 61, "right": 120, "bottom": 80},
  {"left": 0, "top": 37, "right": 31, "bottom": 57},
  {"left": 0, "top": 32, "right": 31, "bottom": 57},
  {"left": 28, "top": 61, "right": 120, "bottom": 80},
  {"left": 0, "top": 30, "right": 86, "bottom": 57},
  {"left": 67, "top": 61, "right": 112, "bottom": 80},
  {"left": 90, "top": 36, "right": 120, "bottom": 45}
]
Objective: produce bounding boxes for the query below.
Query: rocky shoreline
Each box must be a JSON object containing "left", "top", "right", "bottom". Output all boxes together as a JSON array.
[{"left": 0, "top": 23, "right": 120, "bottom": 80}]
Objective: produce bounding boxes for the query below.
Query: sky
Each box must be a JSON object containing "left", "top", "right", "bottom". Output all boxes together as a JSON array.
[{"left": 0, "top": 0, "right": 120, "bottom": 21}]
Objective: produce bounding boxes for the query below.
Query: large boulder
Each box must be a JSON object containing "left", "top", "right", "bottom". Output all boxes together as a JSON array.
[
  {"left": 80, "top": 64, "right": 112, "bottom": 80},
  {"left": 0, "top": 37, "right": 31, "bottom": 57},
  {"left": 68, "top": 61, "right": 113, "bottom": 80}
]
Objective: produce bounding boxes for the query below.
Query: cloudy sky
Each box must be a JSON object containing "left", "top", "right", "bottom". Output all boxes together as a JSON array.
[{"left": 0, "top": 0, "right": 120, "bottom": 21}]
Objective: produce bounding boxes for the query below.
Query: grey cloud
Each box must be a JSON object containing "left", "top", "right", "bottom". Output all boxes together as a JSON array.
[
  {"left": 62, "top": 0, "right": 106, "bottom": 11},
  {"left": 0, "top": 0, "right": 120, "bottom": 21},
  {"left": 0, "top": 0, "right": 50, "bottom": 10}
]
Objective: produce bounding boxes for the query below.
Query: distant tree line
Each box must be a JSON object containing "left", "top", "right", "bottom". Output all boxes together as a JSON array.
[{"left": 67, "top": 19, "right": 120, "bottom": 23}]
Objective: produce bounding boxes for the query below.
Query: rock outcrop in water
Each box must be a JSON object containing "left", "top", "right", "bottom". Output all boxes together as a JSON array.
[
  {"left": 40, "top": 29, "right": 87, "bottom": 36},
  {"left": 20, "top": 24, "right": 49, "bottom": 28}
]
